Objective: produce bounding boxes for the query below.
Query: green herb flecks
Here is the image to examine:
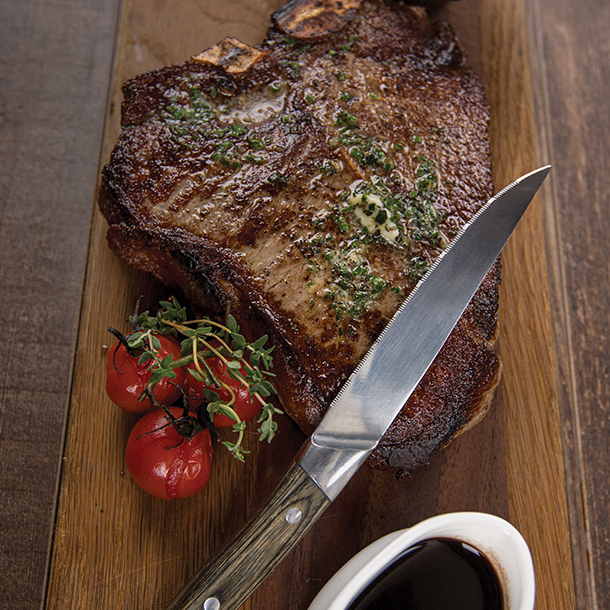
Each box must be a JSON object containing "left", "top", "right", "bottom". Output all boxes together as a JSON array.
[
  {"left": 328, "top": 34, "right": 359, "bottom": 57},
  {"left": 348, "top": 158, "right": 442, "bottom": 280},
  {"left": 352, "top": 156, "right": 441, "bottom": 249},
  {"left": 158, "top": 84, "right": 273, "bottom": 168},
  {"left": 332, "top": 110, "right": 395, "bottom": 173},
  {"left": 322, "top": 244, "right": 390, "bottom": 320},
  {"left": 406, "top": 155, "right": 442, "bottom": 248},
  {"left": 279, "top": 59, "right": 301, "bottom": 80},
  {"left": 160, "top": 85, "right": 218, "bottom": 143},
  {"left": 268, "top": 172, "right": 291, "bottom": 186}
]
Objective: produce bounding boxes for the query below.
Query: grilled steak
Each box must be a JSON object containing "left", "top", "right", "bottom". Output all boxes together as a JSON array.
[{"left": 98, "top": 0, "right": 501, "bottom": 475}]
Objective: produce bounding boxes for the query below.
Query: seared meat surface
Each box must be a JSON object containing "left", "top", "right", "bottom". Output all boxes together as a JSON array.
[{"left": 99, "top": 0, "right": 500, "bottom": 475}]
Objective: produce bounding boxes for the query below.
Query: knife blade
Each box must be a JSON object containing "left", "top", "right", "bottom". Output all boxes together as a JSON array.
[{"left": 167, "top": 165, "right": 551, "bottom": 610}]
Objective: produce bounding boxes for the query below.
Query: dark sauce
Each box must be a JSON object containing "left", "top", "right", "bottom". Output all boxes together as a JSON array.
[{"left": 347, "top": 538, "right": 504, "bottom": 610}]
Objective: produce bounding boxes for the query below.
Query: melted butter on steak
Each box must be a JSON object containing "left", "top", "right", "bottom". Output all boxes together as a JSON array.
[{"left": 99, "top": 0, "right": 501, "bottom": 475}]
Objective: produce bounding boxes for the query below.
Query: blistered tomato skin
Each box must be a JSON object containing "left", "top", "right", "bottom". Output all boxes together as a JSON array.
[
  {"left": 106, "top": 335, "right": 185, "bottom": 414},
  {"left": 125, "top": 407, "right": 214, "bottom": 500},
  {"left": 185, "top": 356, "right": 261, "bottom": 427}
]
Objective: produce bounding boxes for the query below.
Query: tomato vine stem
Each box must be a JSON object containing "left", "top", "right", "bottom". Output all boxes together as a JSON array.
[{"left": 120, "top": 296, "right": 281, "bottom": 461}]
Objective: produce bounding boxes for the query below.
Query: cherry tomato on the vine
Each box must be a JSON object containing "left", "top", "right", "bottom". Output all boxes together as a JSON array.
[
  {"left": 185, "top": 354, "right": 261, "bottom": 427},
  {"left": 125, "top": 407, "right": 213, "bottom": 500},
  {"left": 106, "top": 335, "right": 185, "bottom": 414}
]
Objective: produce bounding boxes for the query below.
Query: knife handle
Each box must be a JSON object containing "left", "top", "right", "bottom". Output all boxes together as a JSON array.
[{"left": 167, "top": 461, "right": 331, "bottom": 610}]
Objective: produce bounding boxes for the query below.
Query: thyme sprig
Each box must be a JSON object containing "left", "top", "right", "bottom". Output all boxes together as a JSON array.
[{"left": 126, "top": 297, "right": 282, "bottom": 460}]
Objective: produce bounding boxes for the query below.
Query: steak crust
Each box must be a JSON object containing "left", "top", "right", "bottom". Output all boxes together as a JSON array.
[{"left": 99, "top": 0, "right": 501, "bottom": 475}]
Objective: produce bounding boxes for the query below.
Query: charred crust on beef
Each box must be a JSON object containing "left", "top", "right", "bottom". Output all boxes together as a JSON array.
[
  {"left": 273, "top": 0, "right": 362, "bottom": 40},
  {"left": 98, "top": 0, "right": 501, "bottom": 475}
]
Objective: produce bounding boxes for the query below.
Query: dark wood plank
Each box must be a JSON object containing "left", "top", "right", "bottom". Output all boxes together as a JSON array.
[
  {"left": 0, "top": 0, "right": 122, "bottom": 608},
  {"left": 529, "top": 0, "right": 610, "bottom": 607}
]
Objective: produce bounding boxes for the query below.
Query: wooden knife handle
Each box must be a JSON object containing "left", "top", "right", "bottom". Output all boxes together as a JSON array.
[{"left": 167, "top": 461, "right": 331, "bottom": 610}]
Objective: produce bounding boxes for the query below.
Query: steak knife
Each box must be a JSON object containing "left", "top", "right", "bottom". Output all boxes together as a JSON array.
[{"left": 167, "top": 165, "right": 551, "bottom": 610}]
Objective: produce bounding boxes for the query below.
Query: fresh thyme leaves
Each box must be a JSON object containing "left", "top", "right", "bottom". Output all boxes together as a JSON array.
[{"left": 124, "top": 297, "right": 281, "bottom": 461}]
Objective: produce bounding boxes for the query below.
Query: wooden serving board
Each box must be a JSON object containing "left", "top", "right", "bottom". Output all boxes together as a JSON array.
[{"left": 46, "top": 1, "right": 574, "bottom": 608}]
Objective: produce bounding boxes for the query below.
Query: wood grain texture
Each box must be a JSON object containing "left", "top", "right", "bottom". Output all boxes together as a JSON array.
[
  {"left": 42, "top": 1, "right": 573, "bottom": 609},
  {"left": 168, "top": 462, "right": 330, "bottom": 610},
  {"left": 525, "top": 1, "right": 592, "bottom": 606},
  {"left": 529, "top": 1, "right": 610, "bottom": 607},
  {"left": 477, "top": 1, "right": 575, "bottom": 608},
  {"left": 0, "top": 1, "right": 122, "bottom": 608}
]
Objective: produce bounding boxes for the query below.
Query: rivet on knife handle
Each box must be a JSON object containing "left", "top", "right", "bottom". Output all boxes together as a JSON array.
[{"left": 166, "top": 461, "right": 331, "bottom": 610}]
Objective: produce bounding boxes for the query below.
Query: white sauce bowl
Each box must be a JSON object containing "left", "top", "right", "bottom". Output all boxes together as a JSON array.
[{"left": 308, "top": 512, "right": 535, "bottom": 610}]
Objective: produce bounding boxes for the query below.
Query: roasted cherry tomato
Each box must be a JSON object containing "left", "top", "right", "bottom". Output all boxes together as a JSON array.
[
  {"left": 125, "top": 407, "right": 213, "bottom": 500},
  {"left": 106, "top": 335, "right": 185, "bottom": 414},
  {"left": 185, "top": 354, "right": 261, "bottom": 427}
]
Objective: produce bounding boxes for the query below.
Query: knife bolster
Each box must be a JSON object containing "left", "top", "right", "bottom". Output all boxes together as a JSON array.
[{"left": 299, "top": 439, "right": 373, "bottom": 501}]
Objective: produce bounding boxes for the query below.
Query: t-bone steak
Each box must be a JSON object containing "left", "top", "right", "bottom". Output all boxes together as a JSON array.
[{"left": 98, "top": 0, "right": 502, "bottom": 475}]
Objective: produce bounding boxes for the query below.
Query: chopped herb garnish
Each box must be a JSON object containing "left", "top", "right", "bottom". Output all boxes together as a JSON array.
[
  {"left": 316, "top": 244, "right": 392, "bottom": 319},
  {"left": 248, "top": 135, "right": 265, "bottom": 150},
  {"left": 336, "top": 110, "right": 358, "bottom": 128},
  {"left": 268, "top": 172, "right": 291, "bottom": 185},
  {"left": 280, "top": 59, "right": 301, "bottom": 79},
  {"left": 244, "top": 154, "right": 264, "bottom": 165},
  {"left": 350, "top": 147, "right": 364, "bottom": 163},
  {"left": 232, "top": 124, "right": 246, "bottom": 137},
  {"left": 335, "top": 216, "right": 349, "bottom": 232}
]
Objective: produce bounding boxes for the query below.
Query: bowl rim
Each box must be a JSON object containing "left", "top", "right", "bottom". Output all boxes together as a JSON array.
[{"left": 307, "top": 511, "right": 535, "bottom": 610}]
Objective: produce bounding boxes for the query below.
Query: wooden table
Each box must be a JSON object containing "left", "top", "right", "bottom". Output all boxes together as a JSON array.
[{"left": 1, "top": 0, "right": 607, "bottom": 608}]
